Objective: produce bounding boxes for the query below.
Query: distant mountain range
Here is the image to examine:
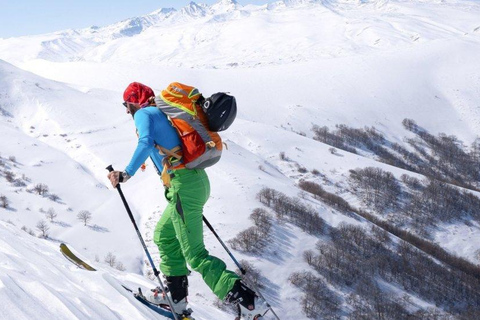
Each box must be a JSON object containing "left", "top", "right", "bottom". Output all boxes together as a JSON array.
[{"left": 1, "top": 0, "right": 479, "bottom": 68}]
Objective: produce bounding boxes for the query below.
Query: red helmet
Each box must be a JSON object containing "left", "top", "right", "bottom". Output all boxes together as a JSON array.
[{"left": 123, "top": 82, "right": 155, "bottom": 106}]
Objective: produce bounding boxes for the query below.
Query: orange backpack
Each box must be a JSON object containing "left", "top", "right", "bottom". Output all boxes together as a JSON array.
[{"left": 155, "top": 82, "right": 223, "bottom": 169}]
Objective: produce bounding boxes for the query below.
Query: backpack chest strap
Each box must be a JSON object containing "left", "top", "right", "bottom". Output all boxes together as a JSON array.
[{"left": 155, "top": 145, "right": 182, "bottom": 160}]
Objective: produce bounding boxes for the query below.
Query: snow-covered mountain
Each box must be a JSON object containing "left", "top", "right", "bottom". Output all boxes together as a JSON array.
[
  {"left": 1, "top": 0, "right": 480, "bottom": 319},
  {"left": 1, "top": 0, "right": 479, "bottom": 68}
]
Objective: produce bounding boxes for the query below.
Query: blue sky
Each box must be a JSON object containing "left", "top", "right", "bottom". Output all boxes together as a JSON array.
[{"left": 0, "top": 0, "right": 272, "bottom": 38}]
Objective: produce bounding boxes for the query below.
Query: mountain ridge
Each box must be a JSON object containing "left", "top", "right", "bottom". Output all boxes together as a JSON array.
[{"left": 1, "top": 0, "right": 478, "bottom": 67}]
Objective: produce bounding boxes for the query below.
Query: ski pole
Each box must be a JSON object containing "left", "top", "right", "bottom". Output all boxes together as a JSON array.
[
  {"left": 106, "top": 165, "right": 180, "bottom": 320},
  {"left": 202, "top": 215, "right": 281, "bottom": 320},
  {"left": 202, "top": 215, "right": 246, "bottom": 275}
]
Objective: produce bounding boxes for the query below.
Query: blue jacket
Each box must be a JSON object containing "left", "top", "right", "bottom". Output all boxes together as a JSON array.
[{"left": 125, "top": 107, "right": 181, "bottom": 176}]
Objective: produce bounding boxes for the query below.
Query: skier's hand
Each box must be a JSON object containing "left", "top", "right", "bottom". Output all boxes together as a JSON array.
[{"left": 107, "top": 171, "right": 122, "bottom": 188}]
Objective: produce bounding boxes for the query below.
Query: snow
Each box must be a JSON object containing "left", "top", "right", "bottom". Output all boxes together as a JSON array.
[
  {"left": 0, "top": 220, "right": 225, "bottom": 319},
  {"left": 1, "top": 0, "right": 480, "bottom": 319}
]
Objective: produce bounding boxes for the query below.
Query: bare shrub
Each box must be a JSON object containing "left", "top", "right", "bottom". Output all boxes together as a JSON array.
[
  {"left": 249, "top": 208, "right": 273, "bottom": 233},
  {"left": 297, "top": 165, "right": 308, "bottom": 173},
  {"left": 289, "top": 271, "right": 340, "bottom": 319},
  {"left": 14, "top": 179, "right": 26, "bottom": 187},
  {"left": 36, "top": 220, "right": 50, "bottom": 238},
  {"left": 33, "top": 183, "right": 49, "bottom": 196},
  {"left": 303, "top": 249, "right": 315, "bottom": 265},
  {"left": 49, "top": 194, "right": 60, "bottom": 202},
  {"left": 115, "top": 261, "right": 126, "bottom": 271},
  {"left": 229, "top": 227, "right": 265, "bottom": 253},
  {"left": 77, "top": 210, "right": 92, "bottom": 226},
  {"left": 45, "top": 208, "right": 57, "bottom": 222},
  {"left": 5, "top": 171, "right": 15, "bottom": 183},
  {"left": 298, "top": 180, "right": 325, "bottom": 200},
  {"left": 402, "top": 118, "right": 417, "bottom": 132},
  {"left": 299, "top": 180, "right": 351, "bottom": 212},
  {"left": 0, "top": 195, "right": 9, "bottom": 208},
  {"left": 401, "top": 174, "right": 422, "bottom": 190},
  {"left": 257, "top": 187, "right": 326, "bottom": 234},
  {"left": 257, "top": 187, "right": 279, "bottom": 207},
  {"left": 349, "top": 167, "right": 401, "bottom": 213},
  {"left": 104, "top": 252, "right": 117, "bottom": 267}
]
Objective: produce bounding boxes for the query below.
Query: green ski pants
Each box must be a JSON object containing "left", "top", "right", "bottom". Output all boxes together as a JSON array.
[{"left": 153, "top": 168, "right": 240, "bottom": 300}]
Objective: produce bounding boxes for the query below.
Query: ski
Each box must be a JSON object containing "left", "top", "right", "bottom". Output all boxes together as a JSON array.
[
  {"left": 59, "top": 244, "right": 194, "bottom": 319},
  {"left": 121, "top": 285, "right": 194, "bottom": 320},
  {"left": 59, "top": 243, "right": 96, "bottom": 271}
]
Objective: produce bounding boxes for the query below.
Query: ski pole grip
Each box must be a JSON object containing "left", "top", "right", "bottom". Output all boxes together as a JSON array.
[{"left": 106, "top": 165, "right": 114, "bottom": 173}]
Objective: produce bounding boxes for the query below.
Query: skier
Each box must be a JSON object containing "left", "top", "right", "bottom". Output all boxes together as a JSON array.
[{"left": 107, "top": 82, "right": 268, "bottom": 319}]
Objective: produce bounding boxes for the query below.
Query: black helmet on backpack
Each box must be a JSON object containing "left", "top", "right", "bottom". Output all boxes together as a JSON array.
[{"left": 201, "top": 93, "right": 237, "bottom": 132}]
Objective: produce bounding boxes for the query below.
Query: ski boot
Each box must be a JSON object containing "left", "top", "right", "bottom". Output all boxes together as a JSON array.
[
  {"left": 142, "top": 275, "right": 194, "bottom": 319},
  {"left": 225, "top": 280, "right": 269, "bottom": 320}
]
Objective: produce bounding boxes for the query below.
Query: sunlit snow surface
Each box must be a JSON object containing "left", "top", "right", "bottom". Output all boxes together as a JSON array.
[{"left": 1, "top": 0, "right": 480, "bottom": 319}]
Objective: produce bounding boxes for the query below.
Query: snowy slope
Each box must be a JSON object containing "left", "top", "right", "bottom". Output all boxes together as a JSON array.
[
  {"left": 0, "top": 220, "right": 226, "bottom": 320},
  {"left": 1, "top": 0, "right": 480, "bottom": 319}
]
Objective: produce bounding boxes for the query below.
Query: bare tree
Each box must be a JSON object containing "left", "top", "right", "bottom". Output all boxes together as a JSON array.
[
  {"left": 303, "top": 250, "right": 315, "bottom": 265},
  {"left": 229, "top": 227, "right": 264, "bottom": 253},
  {"left": 45, "top": 208, "right": 57, "bottom": 222},
  {"left": 0, "top": 195, "right": 9, "bottom": 208},
  {"left": 115, "top": 261, "right": 126, "bottom": 271},
  {"left": 104, "top": 252, "right": 117, "bottom": 267},
  {"left": 249, "top": 208, "right": 273, "bottom": 233},
  {"left": 471, "top": 137, "right": 480, "bottom": 162},
  {"left": 77, "top": 210, "right": 92, "bottom": 226},
  {"left": 5, "top": 171, "right": 15, "bottom": 183},
  {"left": 49, "top": 194, "right": 60, "bottom": 202},
  {"left": 36, "top": 220, "right": 50, "bottom": 238},
  {"left": 33, "top": 183, "right": 49, "bottom": 196},
  {"left": 402, "top": 118, "right": 417, "bottom": 132}
]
